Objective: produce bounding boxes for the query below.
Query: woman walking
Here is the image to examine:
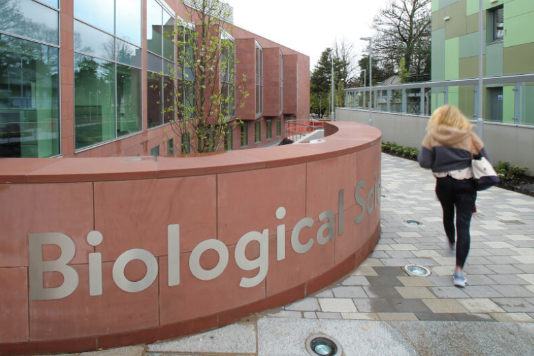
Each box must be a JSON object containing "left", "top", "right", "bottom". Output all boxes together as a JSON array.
[{"left": 418, "top": 105, "right": 490, "bottom": 287}]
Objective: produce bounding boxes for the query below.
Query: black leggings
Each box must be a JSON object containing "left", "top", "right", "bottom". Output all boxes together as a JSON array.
[{"left": 435, "top": 176, "right": 477, "bottom": 269}]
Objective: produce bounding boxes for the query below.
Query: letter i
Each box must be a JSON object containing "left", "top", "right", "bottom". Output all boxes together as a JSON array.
[
  {"left": 168, "top": 224, "right": 181, "bottom": 287},
  {"left": 276, "top": 207, "right": 286, "bottom": 261},
  {"left": 87, "top": 231, "right": 103, "bottom": 296}
]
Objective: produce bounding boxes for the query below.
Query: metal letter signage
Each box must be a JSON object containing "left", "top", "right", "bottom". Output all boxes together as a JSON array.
[{"left": 28, "top": 173, "right": 380, "bottom": 300}]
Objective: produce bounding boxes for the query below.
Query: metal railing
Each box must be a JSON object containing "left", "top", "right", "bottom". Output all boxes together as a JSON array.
[
  {"left": 285, "top": 120, "right": 325, "bottom": 142},
  {"left": 344, "top": 74, "right": 534, "bottom": 126}
]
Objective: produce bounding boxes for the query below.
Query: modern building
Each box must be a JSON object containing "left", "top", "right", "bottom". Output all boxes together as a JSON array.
[
  {"left": 431, "top": 0, "right": 534, "bottom": 124},
  {"left": 0, "top": 0, "right": 310, "bottom": 159}
]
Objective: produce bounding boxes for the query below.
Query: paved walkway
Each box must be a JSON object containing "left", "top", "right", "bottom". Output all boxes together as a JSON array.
[{"left": 40, "top": 154, "right": 534, "bottom": 356}]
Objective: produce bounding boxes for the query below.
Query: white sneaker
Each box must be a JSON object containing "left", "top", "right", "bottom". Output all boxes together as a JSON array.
[{"left": 453, "top": 270, "right": 466, "bottom": 288}]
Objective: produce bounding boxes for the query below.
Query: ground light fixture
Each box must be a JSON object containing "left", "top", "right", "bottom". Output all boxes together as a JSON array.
[
  {"left": 404, "top": 220, "right": 423, "bottom": 226},
  {"left": 404, "top": 264, "right": 431, "bottom": 277},
  {"left": 305, "top": 334, "right": 342, "bottom": 356}
]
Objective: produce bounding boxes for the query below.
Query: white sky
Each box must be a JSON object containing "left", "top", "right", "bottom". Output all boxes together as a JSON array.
[{"left": 226, "top": 0, "right": 391, "bottom": 72}]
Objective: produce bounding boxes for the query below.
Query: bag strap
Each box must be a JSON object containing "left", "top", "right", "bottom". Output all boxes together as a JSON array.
[{"left": 470, "top": 135, "right": 474, "bottom": 159}]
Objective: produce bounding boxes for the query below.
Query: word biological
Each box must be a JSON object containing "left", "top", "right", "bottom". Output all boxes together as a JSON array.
[{"left": 29, "top": 174, "right": 380, "bottom": 301}]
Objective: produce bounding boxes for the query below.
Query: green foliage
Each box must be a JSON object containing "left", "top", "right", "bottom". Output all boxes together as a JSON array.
[
  {"left": 496, "top": 161, "right": 528, "bottom": 181},
  {"left": 381, "top": 141, "right": 419, "bottom": 159}
]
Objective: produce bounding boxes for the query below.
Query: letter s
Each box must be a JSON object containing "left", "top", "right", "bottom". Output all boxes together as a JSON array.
[{"left": 354, "top": 180, "right": 366, "bottom": 224}]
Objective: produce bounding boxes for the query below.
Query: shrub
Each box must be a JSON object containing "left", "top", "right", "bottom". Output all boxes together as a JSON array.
[{"left": 510, "top": 165, "right": 528, "bottom": 176}]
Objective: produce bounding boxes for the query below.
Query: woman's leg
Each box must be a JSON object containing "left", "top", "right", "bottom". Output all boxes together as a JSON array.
[
  {"left": 436, "top": 178, "right": 456, "bottom": 244},
  {"left": 454, "top": 181, "right": 477, "bottom": 269}
]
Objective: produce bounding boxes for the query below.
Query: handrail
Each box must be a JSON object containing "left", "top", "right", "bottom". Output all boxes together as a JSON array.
[{"left": 285, "top": 120, "right": 324, "bottom": 142}]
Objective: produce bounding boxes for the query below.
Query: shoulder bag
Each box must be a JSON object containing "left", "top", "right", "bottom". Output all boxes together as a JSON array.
[{"left": 471, "top": 137, "right": 499, "bottom": 191}]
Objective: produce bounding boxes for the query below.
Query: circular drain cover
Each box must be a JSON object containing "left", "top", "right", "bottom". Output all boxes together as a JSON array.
[
  {"left": 404, "top": 264, "right": 431, "bottom": 277},
  {"left": 405, "top": 220, "right": 423, "bottom": 226},
  {"left": 306, "top": 335, "right": 342, "bottom": 356},
  {"left": 381, "top": 194, "right": 388, "bottom": 199}
]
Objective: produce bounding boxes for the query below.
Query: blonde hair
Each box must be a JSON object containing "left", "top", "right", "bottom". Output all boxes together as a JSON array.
[{"left": 427, "top": 105, "right": 472, "bottom": 131}]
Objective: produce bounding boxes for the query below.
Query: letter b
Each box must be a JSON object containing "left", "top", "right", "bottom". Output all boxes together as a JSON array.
[{"left": 29, "top": 233, "right": 79, "bottom": 301}]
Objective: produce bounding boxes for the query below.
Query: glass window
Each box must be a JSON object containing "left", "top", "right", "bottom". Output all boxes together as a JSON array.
[
  {"left": 181, "top": 133, "right": 190, "bottom": 154},
  {"left": 276, "top": 118, "right": 282, "bottom": 136},
  {"left": 225, "top": 127, "right": 232, "bottom": 150},
  {"left": 116, "top": 39, "right": 142, "bottom": 68},
  {"left": 150, "top": 145, "right": 160, "bottom": 156},
  {"left": 167, "top": 138, "right": 174, "bottom": 155},
  {"left": 0, "top": 34, "right": 59, "bottom": 158},
  {"left": 74, "top": 54, "right": 116, "bottom": 150},
  {"left": 74, "top": 0, "right": 114, "bottom": 35},
  {"left": 163, "top": 11, "right": 175, "bottom": 62},
  {"left": 255, "top": 121, "right": 261, "bottom": 143},
  {"left": 493, "top": 7, "right": 504, "bottom": 42},
  {"left": 116, "top": 0, "right": 141, "bottom": 46},
  {"left": 74, "top": 20, "right": 115, "bottom": 61},
  {"left": 255, "top": 46, "right": 263, "bottom": 116},
  {"left": 147, "top": 74, "right": 162, "bottom": 128},
  {"left": 116, "top": 64, "right": 142, "bottom": 137},
  {"left": 0, "top": 0, "right": 59, "bottom": 46},
  {"left": 266, "top": 120, "right": 272, "bottom": 140},
  {"left": 39, "top": 0, "right": 59, "bottom": 9},
  {"left": 147, "top": 52, "right": 163, "bottom": 73},
  {"left": 147, "top": 0, "right": 163, "bottom": 55},
  {"left": 241, "top": 122, "right": 248, "bottom": 147},
  {"left": 163, "top": 75, "right": 175, "bottom": 123}
]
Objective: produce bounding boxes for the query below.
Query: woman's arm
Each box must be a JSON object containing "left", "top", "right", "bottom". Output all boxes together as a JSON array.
[{"left": 418, "top": 135, "right": 435, "bottom": 169}]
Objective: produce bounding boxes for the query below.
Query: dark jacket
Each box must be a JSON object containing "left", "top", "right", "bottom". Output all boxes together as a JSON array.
[{"left": 418, "top": 125, "right": 490, "bottom": 173}]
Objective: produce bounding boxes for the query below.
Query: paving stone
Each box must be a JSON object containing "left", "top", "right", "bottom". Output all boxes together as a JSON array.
[
  {"left": 397, "top": 276, "right": 435, "bottom": 287},
  {"left": 284, "top": 298, "right": 320, "bottom": 312},
  {"left": 314, "top": 290, "right": 334, "bottom": 298},
  {"left": 386, "top": 250, "right": 416, "bottom": 258},
  {"left": 489, "top": 274, "right": 530, "bottom": 285},
  {"left": 318, "top": 298, "right": 357, "bottom": 313},
  {"left": 381, "top": 258, "right": 411, "bottom": 266},
  {"left": 360, "top": 258, "right": 384, "bottom": 267},
  {"left": 457, "top": 299, "right": 505, "bottom": 313},
  {"left": 352, "top": 299, "right": 395, "bottom": 313},
  {"left": 465, "top": 275, "right": 499, "bottom": 286},
  {"left": 513, "top": 255, "right": 534, "bottom": 264},
  {"left": 303, "top": 312, "right": 317, "bottom": 319},
  {"left": 422, "top": 299, "right": 469, "bottom": 314},
  {"left": 374, "top": 267, "right": 407, "bottom": 277},
  {"left": 463, "top": 286, "right": 503, "bottom": 298},
  {"left": 428, "top": 275, "right": 454, "bottom": 286},
  {"left": 453, "top": 313, "right": 495, "bottom": 322},
  {"left": 268, "top": 310, "right": 303, "bottom": 318},
  {"left": 341, "top": 312, "right": 379, "bottom": 320},
  {"left": 316, "top": 312, "right": 343, "bottom": 319},
  {"left": 412, "top": 250, "right": 442, "bottom": 258},
  {"left": 80, "top": 347, "right": 145, "bottom": 356},
  {"left": 463, "top": 265, "right": 494, "bottom": 275},
  {"left": 429, "top": 287, "right": 470, "bottom": 299},
  {"left": 342, "top": 276, "right": 370, "bottom": 286},
  {"left": 491, "top": 298, "right": 534, "bottom": 313},
  {"left": 391, "top": 244, "right": 418, "bottom": 251},
  {"left": 517, "top": 264, "right": 534, "bottom": 273},
  {"left": 430, "top": 266, "right": 454, "bottom": 276},
  {"left": 490, "top": 313, "right": 534, "bottom": 322},
  {"left": 364, "top": 285, "right": 402, "bottom": 299},
  {"left": 486, "top": 265, "right": 524, "bottom": 274},
  {"left": 332, "top": 286, "right": 368, "bottom": 298},
  {"left": 350, "top": 266, "right": 379, "bottom": 276},
  {"left": 485, "top": 256, "right": 520, "bottom": 265},
  {"left": 378, "top": 313, "right": 418, "bottom": 321},
  {"left": 371, "top": 251, "right": 391, "bottom": 258},
  {"left": 395, "top": 287, "right": 436, "bottom": 299},
  {"left": 367, "top": 275, "right": 404, "bottom": 287},
  {"left": 414, "top": 312, "right": 457, "bottom": 321}
]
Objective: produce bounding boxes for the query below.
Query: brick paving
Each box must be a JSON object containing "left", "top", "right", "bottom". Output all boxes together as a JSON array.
[{"left": 272, "top": 153, "right": 534, "bottom": 323}]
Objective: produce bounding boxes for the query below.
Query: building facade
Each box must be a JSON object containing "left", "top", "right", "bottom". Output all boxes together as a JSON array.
[
  {"left": 0, "top": 0, "right": 310, "bottom": 159},
  {"left": 431, "top": 0, "right": 534, "bottom": 124}
]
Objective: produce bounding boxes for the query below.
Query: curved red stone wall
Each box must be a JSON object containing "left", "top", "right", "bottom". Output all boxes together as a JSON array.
[{"left": 0, "top": 122, "right": 381, "bottom": 355}]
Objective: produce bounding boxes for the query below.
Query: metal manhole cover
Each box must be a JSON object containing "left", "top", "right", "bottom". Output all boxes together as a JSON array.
[
  {"left": 404, "top": 220, "right": 423, "bottom": 226},
  {"left": 305, "top": 334, "right": 342, "bottom": 356}
]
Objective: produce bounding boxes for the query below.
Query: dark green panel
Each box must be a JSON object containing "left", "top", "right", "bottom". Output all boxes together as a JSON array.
[
  {"left": 444, "top": 1, "right": 467, "bottom": 40},
  {"left": 459, "top": 86, "right": 475, "bottom": 119},
  {"left": 459, "top": 55, "right": 485, "bottom": 79},
  {"left": 432, "top": 29, "right": 446, "bottom": 81}
]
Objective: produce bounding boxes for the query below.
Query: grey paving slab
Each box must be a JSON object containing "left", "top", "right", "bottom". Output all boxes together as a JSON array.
[
  {"left": 79, "top": 347, "right": 145, "bottom": 356},
  {"left": 148, "top": 322, "right": 256, "bottom": 354},
  {"left": 492, "top": 298, "right": 534, "bottom": 313},
  {"left": 491, "top": 285, "right": 534, "bottom": 298},
  {"left": 430, "top": 286, "right": 470, "bottom": 299}
]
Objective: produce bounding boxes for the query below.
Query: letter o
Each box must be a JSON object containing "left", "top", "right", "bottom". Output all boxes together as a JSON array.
[
  {"left": 113, "top": 249, "right": 158, "bottom": 293},
  {"left": 189, "top": 239, "right": 229, "bottom": 281}
]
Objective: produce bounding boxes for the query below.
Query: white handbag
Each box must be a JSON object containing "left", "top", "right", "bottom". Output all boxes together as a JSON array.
[{"left": 471, "top": 138, "right": 499, "bottom": 191}]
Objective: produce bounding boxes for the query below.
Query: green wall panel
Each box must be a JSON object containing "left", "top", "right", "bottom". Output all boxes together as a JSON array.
[
  {"left": 432, "top": 10, "right": 445, "bottom": 31},
  {"left": 504, "top": 13, "right": 534, "bottom": 48},
  {"left": 503, "top": 85, "right": 515, "bottom": 123},
  {"left": 505, "top": 0, "right": 534, "bottom": 20},
  {"left": 432, "top": 29, "right": 446, "bottom": 80},
  {"left": 459, "top": 31, "right": 486, "bottom": 58},
  {"left": 440, "top": 0, "right": 462, "bottom": 10},
  {"left": 525, "top": 84, "right": 534, "bottom": 125},
  {"left": 483, "top": 0, "right": 504, "bottom": 11},
  {"left": 448, "top": 86, "right": 460, "bottom": 108},
  {"left": 486, "top": 42, "right": 503, "bottom": 77},
  {"left": 433, "top": 0, "right": 440, "bottom": 13},
  {"left": 459, "top": 86, "right": 476, "bottom": 118},
  {"left": 466, "top": 13, "right": 483, "bottom": 34},
  {"left": 467, "top": 0, "right": 479, "bottom": 16},
  {"left": 445, "top": 37, "right": 460, "bottom": 79},
  {"left": 459, "top": 55, "right": 486, "bottom": 79},
  {"left": 444, "top": 1, "right": 468, "bottom": 39},
  {"left": 504, "top": 43, "right": 534, "bottom": 74}
]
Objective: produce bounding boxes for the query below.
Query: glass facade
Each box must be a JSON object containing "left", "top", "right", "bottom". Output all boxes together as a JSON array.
[
  {"left": 0, "top": 0, "right": 60, "bottom": 158},
  {"left": 255, "top": 121, "right": 260, "bottom": 143},
  {"left": 255, "top": 45, "right": 263, "bottom": 116},
  {"left": 225, "top": 127, "right": 232, "bottom": 150},
  {"left": 221, "top": 39, "right": 235, "bottom": 119},
  {"left": 277, "top": 118, "right": 282, "bottom": 136},
  {"left": 167, "top": 137, "right": 174, "bottom": 155},
  {"left": 266, "top": 120, "right": 272, "bottom": 140},
  {"left": 74, "top": 0, "right": 142, "bottom": 150}
]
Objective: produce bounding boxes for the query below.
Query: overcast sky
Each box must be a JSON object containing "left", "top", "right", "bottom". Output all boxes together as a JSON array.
[{"left": 226, "top": 0, "right": 391, "bottom": 72}]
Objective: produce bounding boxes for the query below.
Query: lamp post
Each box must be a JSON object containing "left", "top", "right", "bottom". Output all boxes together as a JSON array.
[
  {"left": 360, "top": 37, "right": 373, "bottom": 126},
  {"left": 330, "top": 52, "right": 334, "bottom": 121},
  {"left": 477, "top": 0, "right": 484, "bottom": 138},
  {"left": 356, "top": 69, "right": 367, "bottom": 108}
]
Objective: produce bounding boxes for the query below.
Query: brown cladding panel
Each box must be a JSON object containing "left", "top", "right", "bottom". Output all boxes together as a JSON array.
[
  {"left": 263, "top": 48, "right": 282, "bottom": 117},
  {"left": 283, "top": 55, "right": 297, "bottom": 115},
  {"left": 235, "top": 39, "right": 257, "bottom": 121}
]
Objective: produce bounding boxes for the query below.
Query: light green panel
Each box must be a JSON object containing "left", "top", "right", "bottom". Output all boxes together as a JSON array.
[
  {"left": 445, "top": 37, "right": 460, "bottom": 79},
  {"left": 459, "top": 55, "right": 486, "bottom": 78},
  {"left": 504, "top": 43, "right": 534, "bottom": 74},
  {"left": 448, "top": 86, "right": 460, "bottom": 107},
  {"left": 467, "top": 0, "right": 479, "bottom": 16},
  {"left": 459, "top": 86, "right": 476, "bottom": 118},
  {"left": 444, "top": 1, "right": 468, "bottom": 39},
  {"left": 432, "top": 29, "right": 446, "bottom": 81},
  {"left": 440, "top": 0, "right": 462, "bottom": 10},
  {"left": 503, "top": 85, "right": 515, "bottom": 123},
  {"left": 486, "top": 42, "right": 503, "bottom": 76},
  {"left": 459, "top": 31, "right": 486, "bottom": 58},
  {"left": 525, "top": 85, "right": 534, "bottom": 125},
  {"left": 504, "top": 13, "right": 534, "bottom": 48},
  {"left": 433, "top": 0, "right": 440, "bottom": 12},
  {"left": 506, "top": 0, "right": 534, "bottom": 19}
]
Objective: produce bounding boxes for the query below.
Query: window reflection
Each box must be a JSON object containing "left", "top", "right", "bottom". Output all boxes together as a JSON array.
[
  {"left": 74, "top": 20, "right": 115, "bottom": 61},
  {"left": 116, "top": 0, "right": 141, "bottom": 46},
  {"left": 117, "top": 64, "right": 142, "bottom": 137},
  {"left": 147, "top": 0, "right": 163, "bottom": 55},
  {"left": 0, "top": 0, "right": 59, "bottom": 46},
  {"left": 116, "top": 38, "right": 142, "bottom": 68},
  {"left": 0, "top": 34, "right": 59, "bottom": 158},
  {"left": 74, "top": 0, "right": 114, "bottom": 34}
]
